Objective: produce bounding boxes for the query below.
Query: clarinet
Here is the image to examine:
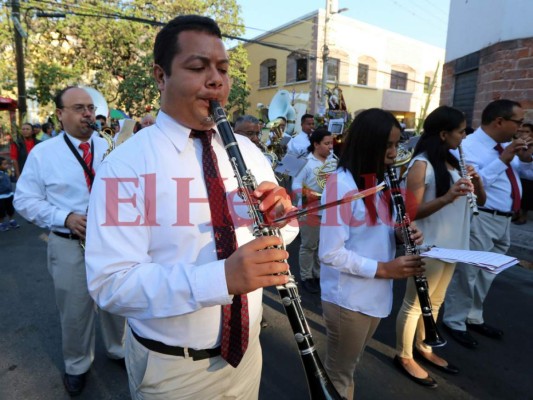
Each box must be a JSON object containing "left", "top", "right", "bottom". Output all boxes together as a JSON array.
[
  {"left": 458, "top": 145, "right": 479, "bottom": 216},
  {"left": 210, "top": 101, "right": 342, "bottom": 400},
  {"left": 386, "top": 166, "right": 447, "bottom": 348}
]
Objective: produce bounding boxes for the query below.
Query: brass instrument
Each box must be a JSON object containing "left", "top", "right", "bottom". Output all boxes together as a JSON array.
[
  {"left": 266, "top": 118, "right": 287, "bottom": 162},
  {"left": 315, "top": 153, "right": 339, "bottom": 190}
]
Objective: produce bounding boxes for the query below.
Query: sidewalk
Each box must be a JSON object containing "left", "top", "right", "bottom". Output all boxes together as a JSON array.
[{"left": 510, "top": 211, "right": 533, "bottom": 268}]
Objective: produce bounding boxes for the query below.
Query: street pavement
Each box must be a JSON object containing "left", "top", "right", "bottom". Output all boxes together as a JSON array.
[{"left": 1, "top": 214, "right": 532, "bottom": 400}]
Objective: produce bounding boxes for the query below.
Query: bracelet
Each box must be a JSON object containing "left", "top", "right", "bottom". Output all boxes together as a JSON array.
[{"left": 64, "top": 212, "right": 74, "bottom": 227}]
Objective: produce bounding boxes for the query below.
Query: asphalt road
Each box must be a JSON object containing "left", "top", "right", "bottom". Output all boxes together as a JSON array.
[{"left": 1, "top": 218, "right": 532, "bottom": 400}]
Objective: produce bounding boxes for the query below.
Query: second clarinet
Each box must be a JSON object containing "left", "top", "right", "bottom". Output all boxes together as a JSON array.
[
  {"left": 458, "top": 145, "right": 479, "bottom": 215},
  {"left": 387, "top": 165, "right": 447, "bottom": 347},
  {"left": 210, "top": 101, "right": 342, "bottom": 400}
]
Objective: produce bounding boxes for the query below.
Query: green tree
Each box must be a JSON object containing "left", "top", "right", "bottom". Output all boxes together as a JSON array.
[
  {"left": 226, "top": 45, "right": 251, "bottom": 116},
  {"left": 0, "top": 0, "right": 248, "bottom": 118}
]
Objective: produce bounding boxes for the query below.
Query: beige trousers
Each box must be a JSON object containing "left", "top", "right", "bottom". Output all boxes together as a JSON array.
[
  {"left": 322, "top": 301, "right": 381, "bottom": 400},
  {"left": 299, "top": 214, "right": 321, "bottom": 281},
  {"left": 395, "top": 257, "right": 456, "bottom": 358},
  {"left": 127, "top": 319, "right": 262, "bottom": 400},
  {"left": 47, "top": 233, "right": 126, "bottom": 375}
]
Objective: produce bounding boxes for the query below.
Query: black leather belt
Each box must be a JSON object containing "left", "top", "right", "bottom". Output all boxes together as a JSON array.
[
  {"left": 478, "top": 208, "right": 513, "bottom": 218},
  {"left": 131, "top": 328, "right": 221, "bottom": 361},
  {"left": 52, "top": 231, "right": 81, "bottom": 240}
]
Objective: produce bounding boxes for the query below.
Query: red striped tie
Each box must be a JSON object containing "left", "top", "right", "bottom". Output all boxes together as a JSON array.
[
  {"left": 495, "top": 144, "right": 521, "bottom": 212},
  {"left": 79, "top": 142, "right": 95, "bottom": 191},
  {"left": 191, "top": 129, "right": 249, "bottom": 368}
]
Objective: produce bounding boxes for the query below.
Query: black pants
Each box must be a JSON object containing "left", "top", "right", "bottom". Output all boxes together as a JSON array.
[{"left": 0, "top": 196, "right": 15, "bottom": 219}]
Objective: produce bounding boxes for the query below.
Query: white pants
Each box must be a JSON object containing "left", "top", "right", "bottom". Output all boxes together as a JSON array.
[
  {"left": 47, "top": 233, "right": 126, "bottom": 375},
  {"left": 127, "top": 319, "right": 262, "bottom": 400},
  {"left": 443, "top": 212, "right": 511, "bottom": 330}
]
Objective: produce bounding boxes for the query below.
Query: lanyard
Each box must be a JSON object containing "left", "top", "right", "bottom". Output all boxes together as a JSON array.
[{"left": 63, "top": 134, "right": 95, "bottom": 188}]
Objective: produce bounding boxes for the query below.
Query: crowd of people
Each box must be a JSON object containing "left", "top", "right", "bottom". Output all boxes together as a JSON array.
[{"left": 4, "top": 13, "right": 533, "bottom": 400}]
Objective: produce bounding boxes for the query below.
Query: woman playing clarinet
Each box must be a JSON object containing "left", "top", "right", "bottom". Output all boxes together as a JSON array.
[
  {"left": 319, "top": 108, "right": 425, "bottom": 399},
  {"left": 394, "top": 106, "right": 485, "bottom": 387}
]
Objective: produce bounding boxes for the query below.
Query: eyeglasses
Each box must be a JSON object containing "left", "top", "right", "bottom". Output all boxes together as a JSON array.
[
  {"left": 61, "top": 104, "right": 97, "bottom": 114},
  {"left": 505, "top": 118, "right": 524, "bottom": 126}
]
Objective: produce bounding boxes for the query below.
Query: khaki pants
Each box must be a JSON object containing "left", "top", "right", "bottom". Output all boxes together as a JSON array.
[
  {"left": 299, "top": 214, "right": 321, "bottom": 281},
  {"left": 443, "top": 212, "right": 510, "bottom": 330},
  {"left": 322, "top": 301, "right": 380, "bottom": 400},
  {"left": 47, "top": 233, "right": 125, "bottom": 375},
  {"left": 127, "top": 319, "right": 262, "bottom": 400},
  {"left": 395, "top": 257, "right": 456, "bottom": 358}
]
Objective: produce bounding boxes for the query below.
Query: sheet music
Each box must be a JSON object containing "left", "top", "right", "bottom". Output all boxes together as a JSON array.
[
  {"left": 420, "top": 247, "right": 519, "bottom": 275},
  {"left": 275, "top": 153, "right": 308, "bottom": 177}
]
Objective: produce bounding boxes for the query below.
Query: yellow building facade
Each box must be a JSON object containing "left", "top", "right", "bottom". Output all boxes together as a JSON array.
[{"left": 242, "top": 9, "right": 445, "bottom": 130}]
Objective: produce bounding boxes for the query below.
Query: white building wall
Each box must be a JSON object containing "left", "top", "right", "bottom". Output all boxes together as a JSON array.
[
  {"left": 330, "top": 13, "right": 444, "bottom": 113},
  {"left": 446, "top": 0, "right": 533, "bottom": 62}
]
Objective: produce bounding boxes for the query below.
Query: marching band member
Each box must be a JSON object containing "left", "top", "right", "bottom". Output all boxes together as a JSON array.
[
  {"left": 318, "top": 108, "right": 425, "bottom": 399},
  {"left": 394, "top": 106, "right": 485, "bottom": 387},
  {"left": 292, "top": 127, "right": 336, "bottom": 293},
  {"left": 443, "top": 99, "right": 533, "bottom": 347},
  {"left": 85, "top": 15, "right": 297, "bottom": 399},
  {"left": 287, "top": 113, "right": 315, "bottom": 157},
  {"left": 14, "top": 86, "right": 126, "bottom": 396}
]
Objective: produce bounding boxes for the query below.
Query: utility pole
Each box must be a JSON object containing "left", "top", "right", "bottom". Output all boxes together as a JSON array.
[
  {"left": 319, "top": 0, "right": 332, "bottom": 117},
  {"left": 12, "top": 0, "right": 28, "bottom": 127}
]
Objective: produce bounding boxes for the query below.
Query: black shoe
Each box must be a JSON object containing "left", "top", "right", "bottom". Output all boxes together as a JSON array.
[
  {"left": 393, "top": 356, "right": 438, "bottom": 388},
  {"left": 63, "top": 372, "right": 86, "bottom": 396},
  {"left": 414, "top": 348, "right": 460, "bottom": 374},
  {"left": 301, "top": 279, "right": 319, "bottom": 294},
  {"left": 443, "top": 324, "right": 478, "bottom": 349},
  {"left": 466, "top": 322, "right": 503, "bottom": 339}
]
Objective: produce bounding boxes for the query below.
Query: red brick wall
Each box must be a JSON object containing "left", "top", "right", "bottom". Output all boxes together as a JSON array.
[{"left": 441, "top": 38, "right": 533, "bottom": 126}]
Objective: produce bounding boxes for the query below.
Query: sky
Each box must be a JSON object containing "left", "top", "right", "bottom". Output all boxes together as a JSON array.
[{"left": 237, "top": 0, "right": 451, "bottom": 48}]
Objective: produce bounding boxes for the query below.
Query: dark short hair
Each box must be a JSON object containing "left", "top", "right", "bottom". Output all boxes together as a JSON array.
[
  {"left": 96, "top": 114, "right": 107, "bottom": 122},
  {"left": 154, "top": 15, "right": 222, "bottom": 76},
  {"left": 301, "top": 113, "right": 314, "bottom": 124},
  {"left": 481, "top": 99, "right": 522, "bottom": 125},
  {"left": 54, "top": 86, "right": 79, "bottom": 109},
  {"left": 42, "top": 122, "right": 52, "bottom": 132},
  {"left": 234, "top": 115, "right": 259, "bottom": 126},
  {"left": 307, "top": 127, "right": 331, "bottom": 153},
  {"left": 0, "top": 156, "right": 6, "bottom": 164}
]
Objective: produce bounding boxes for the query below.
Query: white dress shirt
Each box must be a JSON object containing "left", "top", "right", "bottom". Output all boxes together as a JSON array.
[
  {"left": 14, "top": 132, "right": 108, "bottom": 232},
  {"left": 85, "top": 111, "right": 299, "bottom": 350},
  {"left": 292, "top": 153, "right": 337, "bottom": 209},
  {"left": 287, "top": 131, "right": 310, "bottom": 157},
  {"left": 319, "top": 168, "right": 395, "bottom": 318},
  {"left": 461, "top": 127, "right": 533, "bottom": 212}
]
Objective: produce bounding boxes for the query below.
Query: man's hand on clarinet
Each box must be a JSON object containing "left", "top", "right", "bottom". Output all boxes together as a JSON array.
[
  {"left": 225, "top": 235, "right": 290, "bottom": 295},
  {"left": 253, "top": 181, "right": 297, "bottom": 227}
]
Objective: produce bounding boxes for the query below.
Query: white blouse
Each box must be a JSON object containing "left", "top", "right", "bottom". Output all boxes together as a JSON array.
[{"left": 319, "top": 168, "right": 395, "bottom": 318}]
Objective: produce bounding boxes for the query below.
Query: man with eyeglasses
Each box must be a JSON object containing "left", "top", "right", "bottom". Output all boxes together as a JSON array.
[
  {"left": 444, "top": 99, "right": 533, "bottom": 349},
  {"left": 14, "top": 86, "right": 126, "bottom": 396},
  {"left": 234, "top": 114, "right": 262, "bottom": 149}
]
